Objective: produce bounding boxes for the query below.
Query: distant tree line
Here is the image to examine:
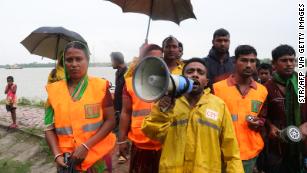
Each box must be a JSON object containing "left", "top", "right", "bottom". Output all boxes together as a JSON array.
[
  {"left": 0, "top": 62, "right": 112, "bottom": 68},
  {"left": 0, "top": 59, "right": 305, "bottom": 68},
  {"left": 259, "top": 58, "right": 271, "bottom": 64}
]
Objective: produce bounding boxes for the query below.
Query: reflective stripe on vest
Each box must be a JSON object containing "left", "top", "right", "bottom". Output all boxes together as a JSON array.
[
  {"left": 171, "top": 119, "right": 188, "bottom": 126},
  {"left": 197, "top": 118, "right": 221, "bottom": 132},
  {"left": 231, "top": 114, "right": 238, "bottom": 121},
  {"left": 47, "top": 77, "right": 116, "bottom": 170},
  {"left": 213, "top": 79, "right": 267, "bottom": 160},
  {"left": 56, "top": 127, "right": 73, "bottom": 135},
  {"left": 132, "top": 109, "right": 151, "bottom": 117},
  {"left": 82, "top": 121, "right": 103, "bottom": 132}
]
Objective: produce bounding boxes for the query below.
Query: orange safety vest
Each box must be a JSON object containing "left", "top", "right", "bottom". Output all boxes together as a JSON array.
[
  {"left": 126, "top": 77, "right": 161, "bottom": 150},
  {"left": 46, "top": 77, "right": 116, "bottom": 170},
  {"left": 213, "top": 79, "right": 267, "bottom": 160}
]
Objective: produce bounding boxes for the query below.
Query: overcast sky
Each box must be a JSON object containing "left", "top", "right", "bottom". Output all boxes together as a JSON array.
[{"left": 0, "top": 0, "right": 297, "bottom": 65}]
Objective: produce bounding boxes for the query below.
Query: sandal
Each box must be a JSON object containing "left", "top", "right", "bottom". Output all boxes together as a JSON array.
[{"left": 118, "top": 155, "right": 128, "bottom": 164}]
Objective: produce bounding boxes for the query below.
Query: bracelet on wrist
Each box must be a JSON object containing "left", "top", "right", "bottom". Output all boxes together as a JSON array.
[
  {"left": 116, "top": 140, "right": 128, "bottom": 145},
  {"left": 81, "top": 143, "right": 90, "bottom": 150},
  {"left": 54, "top": 153, "right": 62, "bottom": 162}
]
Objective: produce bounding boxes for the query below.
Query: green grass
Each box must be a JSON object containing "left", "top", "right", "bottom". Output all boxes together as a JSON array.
[
  {"left": 21, "top": 128, "right": 53, "bottom": 162},
  {"left": 0, "top": 99, "right": 6, "bottom": 104},
  {"left": 0, "top": 97, "right": 45, "bottom": 108},
  {"left": 0, "top": 159, "right": 31, "bottom": 173},
  {"left": 23, "top": 127, "right": 43, "bottom": 135},
  {"left": 18, "top": 97, "right": 45, "bottom": 108},
  {"left": 39, "top": 140, "right": 53, "bottom": 163}
]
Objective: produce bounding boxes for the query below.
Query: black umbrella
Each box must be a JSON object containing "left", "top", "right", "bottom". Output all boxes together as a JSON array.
[
  {"left": 106, "top": 0, "right": 196, "bottom": 43},
  {"left": 21, "top": 26, "right": 87, "bottom": 60}
]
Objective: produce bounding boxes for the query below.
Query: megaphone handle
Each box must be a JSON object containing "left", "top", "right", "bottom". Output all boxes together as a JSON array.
[{"left": 158, "top": 95, "right": 175, "bottom": 113}]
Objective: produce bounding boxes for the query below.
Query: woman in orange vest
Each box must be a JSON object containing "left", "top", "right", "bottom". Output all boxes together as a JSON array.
[
  {"left": 118, "top": 44, "right": 163, "bottom": 173},
  {"left": 44, "top": 41, "right": 116, "bottom": 172}
]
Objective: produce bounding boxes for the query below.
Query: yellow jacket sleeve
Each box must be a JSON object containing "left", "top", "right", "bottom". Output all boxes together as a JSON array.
[
  {"left": 141, "top": 103, "right": 173, "bottom": 143},
  {"left": 220, "top": 103, "right": 244, "bottom": 173},
  {"left": 47, "top": 66, "right": 65, "bottom": 84}
]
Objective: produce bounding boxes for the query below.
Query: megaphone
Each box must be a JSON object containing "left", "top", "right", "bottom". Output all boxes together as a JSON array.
[
  {"left": 133, "top": 57, "right": 194, "bottom": 102},
  {"left": 279, "top": 125, "right": 302, "bottom": 143}
]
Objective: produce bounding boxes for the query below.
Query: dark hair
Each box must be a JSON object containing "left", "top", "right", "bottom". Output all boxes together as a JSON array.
[
  {"left": 256, "top": 59, "right": 260, "bottom": 68},
  {"left": 258, "top": 63, "right": 272, "bottom": 74},
  {"left": 182, "top": 57, "right": 207, "bottom": 75},
  {"left": 7, "top": 76, "right": 14, "bottom": 82},
  {"left": 178, "top": 42, "right": 183, "bottom": 51},
  {"left": 110, "top": 52, "right": 125, "bottom": 64},
  {"left": 162, "top": 36, "right": 179, "bottom": 49},
  {"left": 234, "top": 45, "right": 257, "bottom": 60},
  {"left": 272, "top": 44, "right": 296, "bottom": 61},
  {"left": 213, "top": 28, "right": 230, "bottom": 39},
  {"left": 143, "top": 44, "right": 162, "bottom": 56},
  {"left": 64, "top": 41, "right": 90, "bottom": 60}
]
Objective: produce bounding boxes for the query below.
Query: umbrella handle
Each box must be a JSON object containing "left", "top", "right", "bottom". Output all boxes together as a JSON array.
[
  {"left": 145, "top": 0, "right": 153, "bottom": 44},
  {"left": 145, "top": 16, "right": 151, "bottom": 44},
  {"left": 54, "top": 36, "right": 60, "bottom": 60}
]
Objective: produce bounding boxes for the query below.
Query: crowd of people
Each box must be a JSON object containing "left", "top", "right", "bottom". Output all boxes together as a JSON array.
[
  {"left": 4, "top": 28, "right": 306, "bottom": 173},
  {"left": 114, "top": 28, "right": 307, "bottom": 173},
  {"left": 113, "top": 28, "right": 306, "bottom": 173}
]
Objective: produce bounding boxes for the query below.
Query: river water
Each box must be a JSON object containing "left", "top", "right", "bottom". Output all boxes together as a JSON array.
[
  {"left": 0, "top": 67, "right": 116, "bottom": 101},
  {"left": 0, "top": 67, "right": 305, "bottom": 101}
]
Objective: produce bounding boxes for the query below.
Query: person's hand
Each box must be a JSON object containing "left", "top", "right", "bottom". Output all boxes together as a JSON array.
[
  {"left": 5, "top": 84, "right": 11, "bottom": 90},
  {"left": 71, "top": 144, "right": 89, "bottom": 164},
  {"left": 247, "top": 117, "right": 265, "bottom": 131},
  {"left": 139, "top": 43, "right": 149, "bottom": 58},
  {"left": 269, "top": 124, "right": 280, "bottom": 139},
  {"left": 55, "top": 155, "right": 68, "bottom": 168},
  {"left": 247, "top": 116, "right": 260, "bottom": 131},
  {"left": 158, "top": 95, "right": 175, "bottom": 112},
  {"left": 299, "top": 122, "right": 307, "bottom": 138},
  {"left": 119, "top": 142, "right": 129, "bottom": 159},
  {"left": 4, "top": 85, "right": 9, "bottom": 94}
]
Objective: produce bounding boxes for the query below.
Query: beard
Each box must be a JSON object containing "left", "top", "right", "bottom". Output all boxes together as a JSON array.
[
  {"left": 241, "top": 68, "right": 254, "bottom": 78},
  {"left": 240, "top": 73, "right": 252, "bottom": 79},
  {"left": 189, "top": 87, "right": 203, "bottom": 95},
  {"left": 215, "top": 47, "right": 228, "bottom": 54}
]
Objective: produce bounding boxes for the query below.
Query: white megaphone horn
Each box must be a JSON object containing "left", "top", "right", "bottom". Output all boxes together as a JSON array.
[{"left": 133, "top": 57, "right": 194, "bottom": 102}]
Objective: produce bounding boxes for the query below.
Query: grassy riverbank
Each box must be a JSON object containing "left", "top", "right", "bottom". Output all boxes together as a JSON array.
[
  {"left": 0, "top": 97, "right": 45, "bottom": 108},
  {"left": 0, "top": 126, "right": 55, "bottom": 173}
]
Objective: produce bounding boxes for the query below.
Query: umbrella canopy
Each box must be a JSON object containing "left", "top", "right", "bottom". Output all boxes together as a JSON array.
[
  {"left": 21, "top": 27, "right": 87, "bottom": 60},
  {"left": 106, "top": 0, "right": 196, "bottom": 42}
]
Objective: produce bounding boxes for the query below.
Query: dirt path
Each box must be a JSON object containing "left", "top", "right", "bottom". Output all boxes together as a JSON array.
[
  {"left": 0, "top": 105, "right": 129, "bottom": 173},
  {"left": 0, "top": 126, "right": 56, "bottom": 173}
]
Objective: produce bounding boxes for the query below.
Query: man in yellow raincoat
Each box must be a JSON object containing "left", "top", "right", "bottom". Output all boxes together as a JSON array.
[
  {"left": 142, "top": 58, "right": 244, "bottom": 173},
  {"left": 47, "top": 54, "right": 65, "bottom": 84}
]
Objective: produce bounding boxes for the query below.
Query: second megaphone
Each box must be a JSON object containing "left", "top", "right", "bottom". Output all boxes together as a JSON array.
[{"left": 133, "top": 57, "right": 194, "bottom": 102}]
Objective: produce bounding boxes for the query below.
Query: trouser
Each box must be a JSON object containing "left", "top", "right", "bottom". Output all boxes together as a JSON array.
[
  {"left": 265, "top": 158, "right": 305, "bottom": 173},
  {"left": 129, "top": 144, "right": 161, "bottom": 173},
  {"left": 242, "top": 156, "right": 258, "bottom": 173}
]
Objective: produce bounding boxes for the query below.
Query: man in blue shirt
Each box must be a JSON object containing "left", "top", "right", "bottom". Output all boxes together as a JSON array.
[{"left": 203, "top": 28, "right": 234, "bottom": 87}]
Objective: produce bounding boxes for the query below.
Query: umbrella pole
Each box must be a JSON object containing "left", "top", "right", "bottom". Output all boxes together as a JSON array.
[
  {"left": 145, "top": 16, "right": 151, "bottom": 44},
  {"left": 54, "top": 36, "right": 60, "bottom": 68},
  {"left": 145, "top": 0, "right": 154, "bottom": 44}
]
